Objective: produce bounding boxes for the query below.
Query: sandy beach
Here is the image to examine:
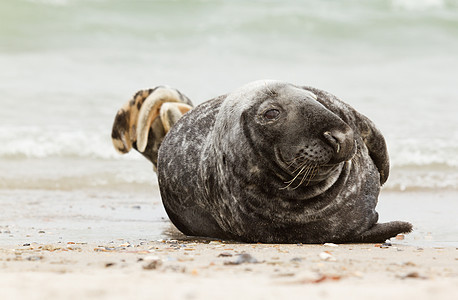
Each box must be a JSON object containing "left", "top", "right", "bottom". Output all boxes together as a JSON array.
[
  {"left": 1, "top": 189, "right": 457, "bottom": 300},
  {"left": 1, "top": 238, "right": 457, "bottom": 300}
]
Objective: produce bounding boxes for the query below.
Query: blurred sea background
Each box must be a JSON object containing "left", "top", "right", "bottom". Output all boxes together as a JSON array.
[{"left": 0, "top": 0, "right": 457, "bottom": 245}]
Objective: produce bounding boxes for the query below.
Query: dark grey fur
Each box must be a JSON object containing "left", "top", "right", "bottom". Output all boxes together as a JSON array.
[{"left": 156, "top": 81, "right": 412, "bottom": 243}]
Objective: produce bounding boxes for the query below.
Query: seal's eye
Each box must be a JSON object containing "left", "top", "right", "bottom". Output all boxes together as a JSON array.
[{"left": 263, "top": 109, "right": 280, "bottom": 120}]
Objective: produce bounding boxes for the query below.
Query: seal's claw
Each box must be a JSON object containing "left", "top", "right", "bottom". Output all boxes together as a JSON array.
[{"left": 357, "top": 221, "right": 413, "bottom": 243}]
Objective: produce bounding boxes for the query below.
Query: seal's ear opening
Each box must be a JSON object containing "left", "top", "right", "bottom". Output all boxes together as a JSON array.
[{"left": 111, "top": 86, "right": 193, "bottom": 167}]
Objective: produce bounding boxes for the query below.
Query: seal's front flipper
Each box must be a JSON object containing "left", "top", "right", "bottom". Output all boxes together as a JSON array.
[
  {"left": 357, "top": 221, "right": 413, "bottom": 243},
  {"left": 111, "top": 86, "right": 193, "bottom": 169},
  {"left": 353, "top": 113, "right": 390, "bottom": 185}
]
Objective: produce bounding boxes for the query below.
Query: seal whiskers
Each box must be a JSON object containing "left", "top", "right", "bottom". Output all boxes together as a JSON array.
[
  {"left": 280, "top": 159, "right": 319, "bottom": 190},
  {"left": 286, "top": 156, "right": 304, "bottom": 169},
  {"left": 289, "top": 159, "right": 311, "bottom": 174},
  {"left": 305, "top": 165, "right": 320, "bottom": 186},
  {"left": 293, "top": 163, "right": 319, "bottom": 189},
  {"left": 280, "top": 164, "right": 309, "bottom": 190}
]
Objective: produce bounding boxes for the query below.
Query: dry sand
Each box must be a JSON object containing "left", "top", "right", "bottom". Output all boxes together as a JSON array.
[{"left": 0, "top": 239, "right": 456, "bottom": 300}]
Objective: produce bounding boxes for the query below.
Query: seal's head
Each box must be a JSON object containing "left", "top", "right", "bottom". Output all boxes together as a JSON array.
[{"left": 215, "top": 81, "right": 356, "bottom": 191}]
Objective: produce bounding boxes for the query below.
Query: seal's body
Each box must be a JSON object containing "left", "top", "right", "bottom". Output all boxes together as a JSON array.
[{"left": 156, "top": 81, "right": 412, "bottom": 243}]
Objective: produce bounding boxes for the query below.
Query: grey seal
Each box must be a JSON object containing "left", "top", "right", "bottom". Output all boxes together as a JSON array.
[{"left": 113, "top": 80, "right": 412, "bottom": 243}]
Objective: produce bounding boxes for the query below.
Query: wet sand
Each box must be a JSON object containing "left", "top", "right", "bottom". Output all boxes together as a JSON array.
[
  {"left": 1, "top": 189, "right": 457, "bottom": 247},
  {"left": 0, "top": 190, "right": 457, "bottom": 299}
]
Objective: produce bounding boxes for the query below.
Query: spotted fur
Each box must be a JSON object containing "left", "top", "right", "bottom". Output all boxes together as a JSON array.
[
  {"left": 111, "top": 86, "right": 193, "bottom": 167},
  {"left": 157, "top": 81, "right": 412, "bottom": 243}
]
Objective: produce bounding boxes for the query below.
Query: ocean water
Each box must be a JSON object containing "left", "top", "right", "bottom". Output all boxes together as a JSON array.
[{"left": 0, "top": 0, "right": 457, "bottom": 244}]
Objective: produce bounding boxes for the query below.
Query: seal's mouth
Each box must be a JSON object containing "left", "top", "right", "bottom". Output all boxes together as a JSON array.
[{"left": 274, "top": 146, "right": 353, "bottom": 190}]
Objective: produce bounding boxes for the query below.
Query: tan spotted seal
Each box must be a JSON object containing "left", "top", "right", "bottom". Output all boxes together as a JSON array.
[
  {"left": 112, "top": 81, "right": 412, "bottom": 243},
  {"left": 111, "top": 86, "right": 193, "bottom": 170}
]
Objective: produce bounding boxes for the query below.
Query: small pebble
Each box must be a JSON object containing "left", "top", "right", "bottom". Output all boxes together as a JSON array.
[
  {"left": 143, "top": 259, "right": 162, "bottom": 270},
  {"left": 274, "top": 272, "right": 296, "bottom": 277},
  {"left": 324, "top": 243, "right": 338, "bottom": 247},
  {"left": 401, "top": 271, "right": 427, "bottom": 279},
  {"left": 405, "top": 272, "right": 420, "bottom": 278},
  {"left": 380, "top": 243, "right": 392, "bottom": 249},
  {"left": 67, "top": 246, "right": 82, "bottom": 251},
  {"left": 319, "top": 252, "right": 336, "bottom": 262},
  {"left": 218, "top": 252, "right": 233, "bottom": 257},
  {"left": 224, "top": 253, "right": 259, "bottom": 265},
  {"left": 351, "top": 271, "right": 364, "bottom": 278},
  {"left": 26, "top": 256, "right": 43, "bottom": 261},
  {"left": 395, "top": 234, "right": 405, "bottom": 240},
  {"left": 42, "top": 245, "right": 56, "bottom": 251},
  {"left": 209, "top": 241, "right": 223, "bottom": 245}
]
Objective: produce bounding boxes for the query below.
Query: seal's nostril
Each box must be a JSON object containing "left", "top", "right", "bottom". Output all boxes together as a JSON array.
[
  {"left": 323, "top": 128, "right": 355, "bottom": 164},
  {"left": 323, "top": 131, "right": 341, "bottom": 153}
]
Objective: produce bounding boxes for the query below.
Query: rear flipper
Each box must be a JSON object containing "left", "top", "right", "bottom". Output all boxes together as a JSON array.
[
  {"left": 357, "top": 221, "right": 413, "bottom": 243},
  {"left": 111, "top": 86, "right": 193, "bottom": 170}
]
